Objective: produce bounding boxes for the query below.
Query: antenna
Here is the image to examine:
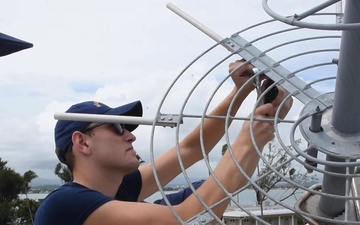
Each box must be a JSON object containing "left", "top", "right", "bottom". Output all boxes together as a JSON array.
[{"left": 162, "top": 1, "right": 360, "bottom": 224}]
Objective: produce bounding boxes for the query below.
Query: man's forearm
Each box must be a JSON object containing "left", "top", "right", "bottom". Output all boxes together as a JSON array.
[{"left": 180, "top": 86, "right": 251, "bottom": 161}]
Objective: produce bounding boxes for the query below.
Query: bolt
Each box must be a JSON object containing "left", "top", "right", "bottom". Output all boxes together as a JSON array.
[
  {"left": 160, "top": 116, "right": 165, "bottom": 120},
  {"left": 199, "top": 217, "right": 206, "bottom": 223},
  {"left": 168, "top": 117, "right": 173, "bottom": 121}
]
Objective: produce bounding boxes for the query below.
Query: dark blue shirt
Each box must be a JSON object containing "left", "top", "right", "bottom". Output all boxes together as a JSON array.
[
  {"left": 35, "top": 170, "right": 142, "bottom": 225},
  {"left": 35, "top": 169, "right": 203, "bottom": 225},
  {"left": 34, "top": 182, "right": 112, "bottom": 225}
]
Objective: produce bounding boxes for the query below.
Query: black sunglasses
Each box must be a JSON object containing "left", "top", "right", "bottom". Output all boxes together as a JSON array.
[{"left": 82, "top": 123, "right": 125, "bottom": 136}]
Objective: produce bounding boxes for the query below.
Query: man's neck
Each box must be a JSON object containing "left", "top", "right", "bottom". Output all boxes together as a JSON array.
[{"left": 73, "top": 169, "right": 125, "bottom": 198}]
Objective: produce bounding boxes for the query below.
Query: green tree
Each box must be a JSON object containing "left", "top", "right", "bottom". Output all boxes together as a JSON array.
[
  {"left": 0, "top": 158, "right": 8, "bottom": 170},
  {"left": 54, "top": 163, "right": 73, "bottom": 183},
  {"left": 0, "top": 201, "right": 14, "bottom": 225},
  {"left": 221, "top": 144, "right": 228, "bottom": 156},
  {"left": 23, "top": 170, "right": 38, "bottom": 194},
  {"left": 0, "top": 158, "right": 24, "bottom": 202},
  {"left": 0, "top": 157, "right": 40, "bottom": 225},
  {"left": 220, "top": 141, "right": 317, "bottom": 206},
  {"left": 136, "top": 153, "right": 145, "bottom": 164},
  {"left": 11, "top": 199, "right": 41, "bottom": 225},
  {"left": 354, "top": 167, "right": 360, "bottom": 174},
  {"left": 254, "top": 140, "right": 318, "bottom": 205},
  {"left": 22, "top": 170, "right": 38, "bottom": 225}
]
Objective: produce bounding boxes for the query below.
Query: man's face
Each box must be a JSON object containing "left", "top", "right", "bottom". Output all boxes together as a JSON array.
[{"left": 85, "top": 123, "right": 140, "bottom": 173}]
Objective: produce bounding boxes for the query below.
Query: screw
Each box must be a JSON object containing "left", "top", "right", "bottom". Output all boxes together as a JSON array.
[{"left": 199, "top": 217, "right": 206, "bottom": 223}]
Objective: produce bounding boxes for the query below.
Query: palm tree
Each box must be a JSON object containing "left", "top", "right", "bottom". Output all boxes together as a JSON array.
[
  {"left": 22, "top": 170, "right": 38, "bottom": 225},
  {"left": 221, "top": 144, "right": 228, "bottom": 156},
  {"left": 136, "top": 154, "right": 145, "bottom": 164},
  {"left": 23, "top": 170, "right": 37, "bottom": 194},
  {"left": 54, "top": 163, "right": 73, "bottom": 183}
]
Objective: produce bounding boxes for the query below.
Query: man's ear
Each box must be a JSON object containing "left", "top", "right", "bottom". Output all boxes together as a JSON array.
[{"left": 72, "top": 131, "right": 91, "bottom": 156}]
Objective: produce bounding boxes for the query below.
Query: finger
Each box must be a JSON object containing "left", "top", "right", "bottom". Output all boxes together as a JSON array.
[
  {"left": 229, "top": 61, "right": 254, "bottom": 76},
  {"left": 229, "top": 59, "right": 245, "bottom": 66},
  {"left": 255, "top": 103, "right": 274, "bottom": 117},
  {"left": 275, "top": 96, "right": 293, "bottom": 119}
]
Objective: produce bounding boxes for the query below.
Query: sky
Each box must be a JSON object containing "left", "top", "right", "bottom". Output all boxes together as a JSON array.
[{"left": 0, "top": 1, "right": 342, "bottom": 185}]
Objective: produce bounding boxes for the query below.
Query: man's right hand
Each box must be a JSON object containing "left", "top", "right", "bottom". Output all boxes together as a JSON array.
[
  {"left": 228, "top": 59, "right": 256, "bottom": 93},
  {"left": 238, "top": 103, "right": 276, "bottom": 151}
]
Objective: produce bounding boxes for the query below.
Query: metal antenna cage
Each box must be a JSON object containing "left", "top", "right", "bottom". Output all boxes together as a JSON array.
[{"left": 53, "top": 1, "right": 360, "bottom": 224}]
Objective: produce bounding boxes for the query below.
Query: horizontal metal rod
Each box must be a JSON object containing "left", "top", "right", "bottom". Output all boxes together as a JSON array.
[
  {"left": 54, "top": 113, "right": 153, "bottom": 125},
  {"left": 296, "top": 0, "right": 340, "bottom": 20},
  {"left": 54, "top": 112, "right": 178, "bottom": 127}
]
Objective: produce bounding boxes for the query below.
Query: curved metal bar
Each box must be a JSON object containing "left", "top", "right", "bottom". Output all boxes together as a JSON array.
[{"left": 263, "top": 0, "right": 360, "bottom": 30}]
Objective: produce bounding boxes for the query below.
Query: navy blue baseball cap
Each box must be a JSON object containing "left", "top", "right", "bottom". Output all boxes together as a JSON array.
[{"left": 55, "top": 100, "right": 142, "bottom": 163}]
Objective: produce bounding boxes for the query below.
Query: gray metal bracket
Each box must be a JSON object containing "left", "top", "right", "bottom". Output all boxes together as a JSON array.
[
  {"left": 223, "top": 36, "right": 323, "bottom": 105},
  {"left": 186, "top": 212, "right": 215, "bottom": 225},
  {"left": 156, "top": 113, "right": 182, "bottom": 128},
  {"left": 299, "top": 93, "right": 360, "bottom": 158}
]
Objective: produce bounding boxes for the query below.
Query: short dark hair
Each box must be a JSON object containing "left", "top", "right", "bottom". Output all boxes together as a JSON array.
[{"left": 55, "top": 146, "right": 75, "bottom": 172}]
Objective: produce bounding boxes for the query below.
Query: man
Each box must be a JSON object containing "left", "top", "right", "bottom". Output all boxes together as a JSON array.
[{"left": 34, "top": 60, "right": 292, "bottom": 225}]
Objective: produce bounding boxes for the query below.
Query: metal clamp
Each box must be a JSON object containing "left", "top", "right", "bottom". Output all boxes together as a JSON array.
[
  {"left": 156, "top": 113, "right": 182, "bottom": 128},
  {"left": 187, "top": 213, "right": 215, "bottom": 225}
]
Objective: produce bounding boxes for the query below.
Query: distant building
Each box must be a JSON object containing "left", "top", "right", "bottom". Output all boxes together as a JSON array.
[{"left": 223, "top": 205, "right": 299, "bottom": 225}]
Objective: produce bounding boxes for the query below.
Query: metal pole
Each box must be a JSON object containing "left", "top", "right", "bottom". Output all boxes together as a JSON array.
[
  {"left": 331, "top": 1, "right": 360, "bottom": 134},
  {"left": 319, "top": 155, "right": 355, "bottom": 216},
  {"left": 319, "top": 0, "right": 360, "bottom": 217}
]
